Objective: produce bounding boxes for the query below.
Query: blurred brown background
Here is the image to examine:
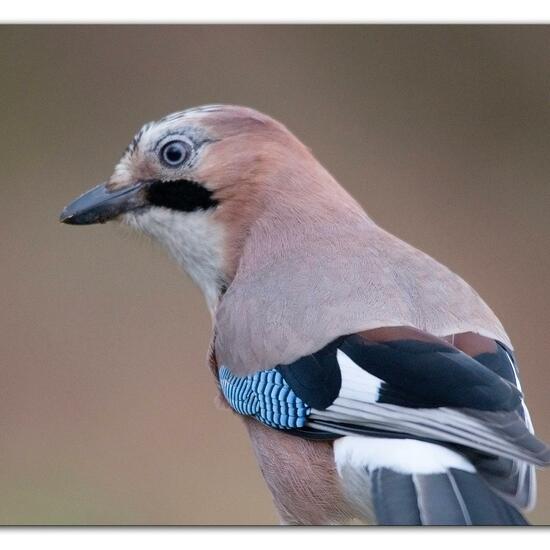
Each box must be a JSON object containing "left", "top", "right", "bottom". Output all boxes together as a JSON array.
[{"left": 0, "top": 25, "right": 549, "bottom": 525}]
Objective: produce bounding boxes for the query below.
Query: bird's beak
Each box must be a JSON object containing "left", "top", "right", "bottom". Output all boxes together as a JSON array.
[{"left": 59, "top": 181, "right": 147, "bottom": 225}]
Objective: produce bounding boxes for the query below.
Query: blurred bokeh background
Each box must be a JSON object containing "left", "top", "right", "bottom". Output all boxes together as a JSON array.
[{"left": 0, "top": 25, "right": 549, "bottom": 525}]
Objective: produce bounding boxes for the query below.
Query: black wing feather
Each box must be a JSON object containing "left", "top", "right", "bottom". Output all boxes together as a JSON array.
[{"left": 339, "top": 336, "right": 522, "bottom": 411}]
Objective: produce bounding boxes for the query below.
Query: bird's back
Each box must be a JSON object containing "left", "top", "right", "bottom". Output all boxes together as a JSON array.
[{"left": 215, "top": 214, "right": 510, "bottom": 376}]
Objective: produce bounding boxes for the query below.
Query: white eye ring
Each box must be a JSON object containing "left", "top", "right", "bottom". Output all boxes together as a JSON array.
[{"left": 160, "top": 140, "right": 191, "bottom": 167}]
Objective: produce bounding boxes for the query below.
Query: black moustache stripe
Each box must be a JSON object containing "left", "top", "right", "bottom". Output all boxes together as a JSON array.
[{"left": 146, "top": 179, "right": 219, "bottom": 212}]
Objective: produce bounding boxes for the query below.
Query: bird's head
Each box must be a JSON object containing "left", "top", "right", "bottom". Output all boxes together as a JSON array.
[{"left": 60, "top": 104, "right": 362, "bottom": 311}]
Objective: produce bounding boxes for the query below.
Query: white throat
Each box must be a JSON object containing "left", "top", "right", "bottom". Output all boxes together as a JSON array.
[{"left": 124, "top": 207, "right": 226, "bottom": 313}]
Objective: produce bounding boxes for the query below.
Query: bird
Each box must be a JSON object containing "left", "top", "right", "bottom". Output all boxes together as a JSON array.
[{"left": 60, "top": 104, "right": 550, "bottom": 525}]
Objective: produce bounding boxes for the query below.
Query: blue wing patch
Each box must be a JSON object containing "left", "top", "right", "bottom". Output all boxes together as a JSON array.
[{"left": 219, "top": 366, "right": 311, "bottom": 429}]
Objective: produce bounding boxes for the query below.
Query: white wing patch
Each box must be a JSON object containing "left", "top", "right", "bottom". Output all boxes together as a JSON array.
[
  {"left": 331, "top": 351, "right": 476, "bottom": 477},
  {"left": 334, "top": 349, "right": 383, "bottom": 404},
  {"left": 334, "top": 436, "right": 476, "bottom": 476}
]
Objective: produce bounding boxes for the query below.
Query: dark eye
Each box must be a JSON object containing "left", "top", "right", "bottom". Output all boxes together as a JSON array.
[{"left": 160, "top": 140, "right": 191, "bottom": 167}]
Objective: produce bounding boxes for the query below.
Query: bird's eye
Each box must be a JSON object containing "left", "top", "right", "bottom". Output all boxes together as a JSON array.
[{"left": 160, "top": 140, "right": 191, "bottom": 167}]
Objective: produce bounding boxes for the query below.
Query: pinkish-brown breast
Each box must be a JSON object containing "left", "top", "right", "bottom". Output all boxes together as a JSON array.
[{"left": 242, "top": 417, "right": 356, "bottom": 525}]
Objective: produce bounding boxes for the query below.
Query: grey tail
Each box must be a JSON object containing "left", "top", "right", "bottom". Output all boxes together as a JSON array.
[{"left": 371, "top": 467, "right": 528, "bottom": 525}]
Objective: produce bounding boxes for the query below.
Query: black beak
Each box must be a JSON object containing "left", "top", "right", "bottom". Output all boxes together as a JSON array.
[{"left": 59, "top": 182, "right": 146, "bottom": 225}]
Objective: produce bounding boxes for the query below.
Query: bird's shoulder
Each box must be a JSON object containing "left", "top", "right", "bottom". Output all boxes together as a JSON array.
[
  {"left": 218, "top": 326, "right": 549, "bottom": 511},
  {"left": 218, "top": 327, "right": 523, "bottom": 428}
]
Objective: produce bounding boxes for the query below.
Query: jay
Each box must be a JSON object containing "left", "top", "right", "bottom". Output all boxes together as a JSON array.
[{"left": 60, "top": 105, "right": 550, "bottom": 525}]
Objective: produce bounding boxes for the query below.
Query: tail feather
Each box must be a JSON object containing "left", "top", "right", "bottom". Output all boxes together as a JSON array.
[
  {"left": 473, "top": 453, "right": 536, "bottom": 511},
  {"left": 334, "top": 436, "right": 529, "bottom": 525},
  {"left": 371, "top": 467, "right": 528, "bottom": 525}
]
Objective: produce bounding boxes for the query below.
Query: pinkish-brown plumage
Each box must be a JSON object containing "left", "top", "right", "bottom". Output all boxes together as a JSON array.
[
  {"left": 243, "top": 418, "right": 356, "bottom": 525},
  {"left": 193, "top": 108, "right": 511, "bottom": 374},
  {"left": 61, "top": 104, "right": 548, "bottom": 525}
]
